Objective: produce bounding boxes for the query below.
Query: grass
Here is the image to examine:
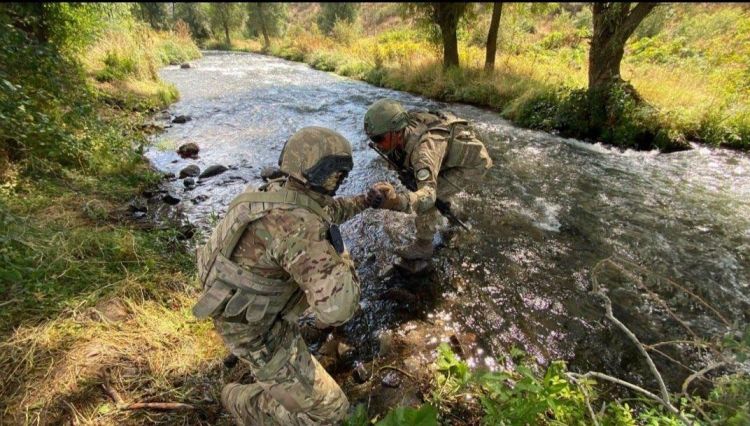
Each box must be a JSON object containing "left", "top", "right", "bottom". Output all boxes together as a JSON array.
[
  {"left": 0, "top": 14, "right": 225, "bottom": 425},
  {"left": 213, "top": 3, "right": 750, "bottom": 151}
]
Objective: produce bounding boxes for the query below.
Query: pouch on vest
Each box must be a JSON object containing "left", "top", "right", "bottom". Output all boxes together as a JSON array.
[{"left": 443, "top": 123, "right": 487, "bottom": 169}]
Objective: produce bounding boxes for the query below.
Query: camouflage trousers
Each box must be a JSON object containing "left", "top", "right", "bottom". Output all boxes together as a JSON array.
[
  {"left": 415, "top": 166, "right": 489, "bottom": 241},
  {"left": 215, "top": 319, "right": 349, "bottom": 425}
]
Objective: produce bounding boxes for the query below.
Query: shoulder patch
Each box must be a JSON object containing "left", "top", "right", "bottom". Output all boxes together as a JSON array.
[{"left": 416, "top": 168, "right": 431, "bottom": 181}]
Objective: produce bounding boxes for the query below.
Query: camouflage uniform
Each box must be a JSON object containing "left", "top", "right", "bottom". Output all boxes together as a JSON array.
[
  {"left": 193, "top": 127, "right": 373, "bottom": 425},
  {"left": 387, "top": 110, "right": 493, "bottom": 243}
]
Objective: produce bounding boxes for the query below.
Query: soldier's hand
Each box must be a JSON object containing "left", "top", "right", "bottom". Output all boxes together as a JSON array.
[
  {"left": 368, "top": 182, "right": 403, "bottom": 211},
  {"left": 365, "top": 184, "right": 384, "bottom": 208}
]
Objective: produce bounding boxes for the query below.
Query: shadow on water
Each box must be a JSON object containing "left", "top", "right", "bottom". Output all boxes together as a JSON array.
[{"left": 147, "top": 51, "right": 750, "bottom": 392}]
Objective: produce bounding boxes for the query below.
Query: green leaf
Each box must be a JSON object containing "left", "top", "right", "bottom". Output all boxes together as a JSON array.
[{"left": 376, "top": 405, "right": 438, "bottom": 426}]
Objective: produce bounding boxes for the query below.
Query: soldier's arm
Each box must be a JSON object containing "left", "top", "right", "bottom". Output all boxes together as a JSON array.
[
  {"left": 325, "top": 194, "right": 368, "bottom": 225},
  {"left": 269, "top": 210, "right": 360, "bottom": 326},
  {"left": 403, "top": 131, "right": 449, "bottom": 214}
]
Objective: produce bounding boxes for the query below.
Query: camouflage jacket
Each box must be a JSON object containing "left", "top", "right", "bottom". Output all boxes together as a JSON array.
[
  {"left": 229, "top": 179, "right": 366, "bottom": 327},
  {"left": 387, "top": 110, "right": 493, "bottom": 214}
]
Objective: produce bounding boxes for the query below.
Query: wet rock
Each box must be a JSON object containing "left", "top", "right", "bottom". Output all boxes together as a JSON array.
[
  {"left": 183, "top": 177, "right": 196, "bottom": 189},
  {"left": 162, "top": 191, "right": 181, "bottom": 205},
  {"left": 172, "top": 115, "right": 192, "bottom": 124},
  {"left": 377, "top": 330, "right": 395, "bottom": 357},
  {"left": 191, "top": 195, "right": 209, "bottom": 204},
  {"left": 199, "top": 164, "right": 228, "bottom": 179},
  {"left": 394, "top": 258, "right": 433, "bottom": 275},
  {"left": 179, "top": 164, "right": 200, "bottom": 178},
  {"left": 128, "top": 198, "right": 148, "bottom": 213},
  {"left": 260, "top": 166, "right": 286, "bottom": 181},
  {"left": 223, "top": 354, "right": 239, "bottom": 369},
  {"left": 381, "top": 371, "right": 401, "bottom": 388},
  {"left": 379, "top": 287, "right": 417, "bottom": 305},
  {"left": 177, "top": 142, "right": 200, "bottom": 158},
  {"left": 163, "top": 172, "right": 176, "bottom": 180},
  {"left": 180, "top": 63, "right": 191, "bottom": 69},
  {"left": 155, "top": 110, "right": 171, "bottom": 121},
  {"left": 353, "top": 361, "right": 370, "bottom": 383},
  {"left": 337, "top": 342, "right": 354, "bottom": 360}
]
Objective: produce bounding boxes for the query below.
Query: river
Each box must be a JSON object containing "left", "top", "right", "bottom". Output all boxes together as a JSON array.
[{"left": 146, "top": 51, "right": 750, "bottom": 392}]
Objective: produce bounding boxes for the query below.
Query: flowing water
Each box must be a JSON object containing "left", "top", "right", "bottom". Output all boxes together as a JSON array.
[{"left": 147, "top": 51, "right": 750, "bottom": 389}]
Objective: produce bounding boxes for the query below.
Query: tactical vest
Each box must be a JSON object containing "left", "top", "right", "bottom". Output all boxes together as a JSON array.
[
  {"left": 192, "top": 187, "right": 332, "bottom": 326},
  {"left": 406, "top": 110, "right": 488, "bottom": 171}
]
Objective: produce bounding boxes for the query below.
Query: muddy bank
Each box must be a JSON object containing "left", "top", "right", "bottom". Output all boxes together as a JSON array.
[{"left": 145, "top": 51, "right": 750, "bottom": 416}]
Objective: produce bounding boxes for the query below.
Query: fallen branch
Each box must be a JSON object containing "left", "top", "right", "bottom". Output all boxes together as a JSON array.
[
  {"left": 681, "top": 362, "right": 732, "bottom": 397},
  {"left": 123, "top": 402, "right": 196, "bottom": 411},
  {"left": 377, "top": 365, "right": 416, "bottom": 380},
  {"left": 566, "top": 373, "right": 600, "bottom": 426},
  {"left": 101, "top": 376, "right": 194, "bottom": 411}
]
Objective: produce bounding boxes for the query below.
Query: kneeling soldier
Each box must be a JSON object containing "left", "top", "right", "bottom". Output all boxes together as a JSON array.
[{"left": 193, "top": 127, "right": 395, "bottom": 425}]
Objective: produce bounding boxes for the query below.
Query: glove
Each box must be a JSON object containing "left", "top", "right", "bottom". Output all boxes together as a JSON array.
[{"left": 367, "top": 182, "right": 404, "bottom": 211}]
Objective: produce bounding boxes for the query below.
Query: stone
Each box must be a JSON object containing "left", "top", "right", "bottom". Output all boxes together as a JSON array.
[
  {"left": 183, "top": 177, "right": 196, "bottom": 189},
  {"left": 172, "top": 115, "right": 192, "bottom": 124},
  {"left": 191, "top": 195, "right": 209, "bottom": 204},
  {"left": 260, "top": 166, "right": 286, "bottom": 181},
  {"left": 337, "top": 342, "right": 354, "bottom": 360},
  {"left": 162, "top": 191, "right": 180, "bottom": 205},
  {"left": 394, "top": 258, "right": 433, "bottom": 275},
  {"left": 180, "top": 63, "right": 191, "bottom": 69},
  {"left": 128, "top": 198, "right": 148, "bottom": 213},
  {"left": 381, "top": 371, "right": 401, "bottom": 388},
  {"left": 163, "top": 172, "right": 176, "bottom": 180},
  {"left": 353, "top": 361, "right": 370, "bottom": 384},
  {"left": 177, "top": 142, "right": 199, "bottom": 158},
  {"left": 179, "top": 164, "right": 200, "bottom": 178},
  {"left": 199, "top": 164, "right": 228, "bottom": 179}
]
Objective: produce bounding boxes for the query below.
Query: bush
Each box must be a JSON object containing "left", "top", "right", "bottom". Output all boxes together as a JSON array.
[{"left": 317, "top": 3, "right": 359, "bottom": 35}]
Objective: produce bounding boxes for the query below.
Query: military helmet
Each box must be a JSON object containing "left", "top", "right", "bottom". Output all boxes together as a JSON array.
[
  {"left": 278, "top": 126, "right": 354, "bottom": 191},
  {"left": 364, "top": 99, "right": 409, "bottom": 138}
]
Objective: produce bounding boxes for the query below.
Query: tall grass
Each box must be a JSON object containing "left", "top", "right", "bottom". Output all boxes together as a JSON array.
[
  {"left": 0, "top": 8, "right": 212, "bottom": 424},
  {"left": 223, "top": 3, "right": 749, "bottom": 150}
]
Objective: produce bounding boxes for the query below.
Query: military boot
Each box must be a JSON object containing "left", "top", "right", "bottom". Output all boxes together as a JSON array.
[{"left": 394, "top": 238, "right": 434, "bottom": 260}]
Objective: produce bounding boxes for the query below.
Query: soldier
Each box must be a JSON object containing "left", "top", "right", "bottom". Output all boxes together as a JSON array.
[
  {"left": 363, "top": 99, "right": 493, "bottom": 262},
  {"left": 192, "top": 126, "right": 396, "bottom": 425}
]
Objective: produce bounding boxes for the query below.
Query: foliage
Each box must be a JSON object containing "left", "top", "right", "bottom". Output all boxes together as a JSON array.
[
  {"left": 317, "top": 3, "right": 359, "bottom": 35},
  {"left": 208, "top": 2, "right": 245, "bottom": 44},
  {"left": 175, "top": 2, "right": 211, "bottom": 41},
  {"left": 246, "top": 3, "right": 288, "bottom": 39},
  {"left": 133, "top": 2, "right": 170, "bottom": 30}
]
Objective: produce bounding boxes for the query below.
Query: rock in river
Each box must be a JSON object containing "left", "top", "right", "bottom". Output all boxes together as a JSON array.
[
  {"left": 179, "top": 164, "right": 200, "bottom": 178},
  {"left": 177, "top": 142, "right": 199, "bottom": 158},
  {"left": 199, "top": 164, "right": 228, "bottom": 179},
  {"left": 172, "top": 115, "right": 192, "bottom": 124},
  {"left": 180, "top": 63, "right": 191, "bottom": 69},
  {"left": 183, "top": 177, "right": 196, "bottom": 189},
  {"left": 162, "top": 191, "right": 180, "bottom": 205}
]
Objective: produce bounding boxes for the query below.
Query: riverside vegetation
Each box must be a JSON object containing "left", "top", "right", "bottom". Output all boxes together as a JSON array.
[
  {"left": 201, "top": 3, "right": 750, "bottom": 152},
  {"left": 2, "top": 3, "right": 749, "bottom": 426}
]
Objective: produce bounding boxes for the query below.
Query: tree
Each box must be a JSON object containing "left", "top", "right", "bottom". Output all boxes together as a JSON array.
[
  {"left": 407, "top": 3, "right": 470, "bottom": 69},
  {"left": 175, "top": 3, "right": 211, "bottom": 41},
  {"left": 246, "top": 3, "right": 287, "bottom": 50},
  {"left": 135, "top": 2, "right": 169, "bottom": 30},
  {"left": 317, "top": 3, "right": 358, "bottom": 35},
  {"left": 208, "top": 3, "right": 245, "bottom": 46},
  {"left": 588, "top": 3, "right": 658, "bottom": 93},
  {"left": 484, "top": 3, "right": 503, "bottom": 72}
]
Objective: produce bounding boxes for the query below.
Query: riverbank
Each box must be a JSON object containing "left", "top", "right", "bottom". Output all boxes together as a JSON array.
[
  {"left": 0, "top": 13, "right": 226, "bottom": 423},
  {"left": 208, "top": 3, "right": 749, "bottom": 152}
]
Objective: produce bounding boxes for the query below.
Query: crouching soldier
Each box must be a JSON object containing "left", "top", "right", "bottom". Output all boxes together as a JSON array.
[
  {"left": 192, "top": 127, "right": 396, "bottom": 425},
  {"left": 363, "top": 99, "right": 493, "bottom": 264}
]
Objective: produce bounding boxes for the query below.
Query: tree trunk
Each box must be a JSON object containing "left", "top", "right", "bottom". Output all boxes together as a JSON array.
[
  {"left": 441, "top": 22, "right": 459, "bottom": 69},
  {"left": 588, "top": 3, "right": 657, "bottom": 92},
  {"left": 433, "top": 4, "right": 465, "bottom": 69},
  {"left": 224, "top": 22, "right": 230, "bottom": 45},
  {"left": 257, "top": 3, "right": 270, "bottom": 50},
  {"left": 484, "top": 3, "right": 503, "bottom": 72}
]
